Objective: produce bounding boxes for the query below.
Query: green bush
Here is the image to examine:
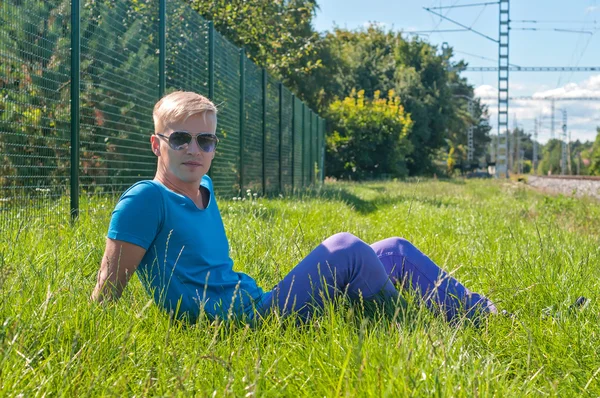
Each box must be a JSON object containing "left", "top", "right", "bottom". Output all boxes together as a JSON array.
[{"left": 325, "top": 89, "right": 413, "bottom": 180}]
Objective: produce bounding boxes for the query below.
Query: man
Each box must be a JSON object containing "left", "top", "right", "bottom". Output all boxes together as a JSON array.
[{"left": 92, "top": 91, "right": 496, "bottom": 323}]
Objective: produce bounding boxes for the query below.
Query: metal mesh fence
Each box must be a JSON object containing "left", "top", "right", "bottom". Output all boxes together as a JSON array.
[
  {"left": 0, "top": 0, "right": 72, "bottom": 229},
  {"left": 78, "top": 0, "right": 159, "bottom": 215},
  {"left": 1, "top": 0, "right": 323, "bottom": 228},
  {"left": 211, "top": 30, "right": 241, "bottom": 193},
  {"left": 280, "top": 86, "right": 293, "bottom": 190},
  {"left": 264, "top": 74, "right": 279, "bottom": 193},
  {"left": 242, "top": 58, "right": 263, "bottom": 194},
  {"left": 293, "top": 97, "right": 304, "bottom": 190},
  {"left": 166, "top": 1, "right": 209, "bottom": 96},
  {"left": 304, "top": 106, "right": 311, "bottom": 186}
]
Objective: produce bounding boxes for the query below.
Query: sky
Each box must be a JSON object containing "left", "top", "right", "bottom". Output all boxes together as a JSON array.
[{"left": 313, "top": 0, "right": 600, "bottom": 143}]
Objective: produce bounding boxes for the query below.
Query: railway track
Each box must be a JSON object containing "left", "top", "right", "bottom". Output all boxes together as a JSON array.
[
  {"left": 527, "top": 175, "right": 600, "bottom": 200},
  {"left": 527, "top": 175, "right": 600, "bottom": 182}
]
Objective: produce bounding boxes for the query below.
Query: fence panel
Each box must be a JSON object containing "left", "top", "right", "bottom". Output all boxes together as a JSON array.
[
  {"left": 293, "top": 97, "right": 304, "bottom": 189},
  {"left": 166, "top": 1, "right": 209, "bottom": 97},
  {"left": 211, "top": 31, "right": 241, "bottom": 193},
  {"left": 319, "top": 117, "right": 325, "bottom": 180},
  {"left": 0, "top": 0, "right": 72, "bottom": 228},
  {"left": 78, "top": 0, "right": 158, "bottom": 213},
  {"left": 242, "top": 59, "right": 263, "bottom": 193},
  {"left": 303, "top": 106, "right": 311, "bottom": 187},
  {"left": 280, "top": 86, "right": 293, "bottom": 190},
  {"left": 264, "top": 74, "right": 279, "bottom": 193}
]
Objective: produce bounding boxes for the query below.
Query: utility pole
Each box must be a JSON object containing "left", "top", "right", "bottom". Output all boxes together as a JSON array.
[
  {"left": 550, "top": 99, "right": 555, "bottom": 140},
  {"left": 533, "top": 117, "right": 538, "bottom": 174},
  {"left": 511, "top": 115, "right": 519, "bottom": 174},
  {"left": 496, "top": 0, "right": 510, "bottom": 178},
  {"left": 568, "top": 130, "right": 572, "bottom": 175},
  {"left": 467, "top": 99, "right": 474, "bottom": 166},
  {"left": 515, "top": 119, "right": 521, "bottom": 174},
  {"left": 489, "top": 135, "right": 496, "bottom": 174},
  {"left": 561, "top": 109, "right": 567, "bottom": 175}
]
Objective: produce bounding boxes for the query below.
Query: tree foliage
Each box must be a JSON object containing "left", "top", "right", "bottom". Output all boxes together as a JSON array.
[
  {"left": 589, "top": 127, "right": 600, "bottom": 175},
  {"left": 325, "top": 25, "right": 490, "bottom": 175},
  {"left": 188, "top": 0, "right": 336, "bottom": 111},
  {"left": 326, "top": 89, "right": 413, "bottom": 179}
]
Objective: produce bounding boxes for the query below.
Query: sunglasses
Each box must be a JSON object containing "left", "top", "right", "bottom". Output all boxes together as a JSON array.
[{"left": 156, "top": 131, "right": 219, "bottom": 152}]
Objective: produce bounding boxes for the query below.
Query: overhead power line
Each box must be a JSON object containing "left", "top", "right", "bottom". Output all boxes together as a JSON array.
[
  {"left": 428, "top": 1, "right": 499, "bottom": 10},
  {"left": 423, "top": 7, "right": 498, "bottom": 43},
  {"left": 513, "top": 28, "right": 596, "bottom": 35},
  {"left": 408, "top": 27, "right": 598, "bottom": 35},
  {"left": 461, "top": 66, "right": 600, "bottom": 71},
  {"left": 404, "top": 29, "right": 469, "bottom": 34},
  {"left": 478, "top": 96, "right": 600, "bottom": 101},
  {"left": 512, "top": 19, "right": 599, "bottom": 24}
]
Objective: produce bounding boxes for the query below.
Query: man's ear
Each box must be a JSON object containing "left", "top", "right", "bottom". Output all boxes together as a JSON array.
[{"left": 150, "top": 135, "right": 160, "bottom": 156}]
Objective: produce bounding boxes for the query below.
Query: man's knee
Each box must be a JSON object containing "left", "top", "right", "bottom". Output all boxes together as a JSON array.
[
  {"left": 379, "top": 237, "right": 415, "bottom": 255},
  {"left": 325, "top": 232, "right": 372, "bottom": 257}
]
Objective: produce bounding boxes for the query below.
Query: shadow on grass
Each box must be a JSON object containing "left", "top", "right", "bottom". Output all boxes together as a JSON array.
[{"left": 264, "top": 183, "right": 462, "bottom": 215}]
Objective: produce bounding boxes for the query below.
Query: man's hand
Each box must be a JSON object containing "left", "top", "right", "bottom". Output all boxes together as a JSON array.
[{"left": 91, "top": 238, "right": 146, "bottom": 303}]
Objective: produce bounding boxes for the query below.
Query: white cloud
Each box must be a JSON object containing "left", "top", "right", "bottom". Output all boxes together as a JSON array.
[
  {"left": 474, "top": 85, "right": 497, "bottom": 97},
  {"left": 533, "top": 75, "right": 600, "bottom": 99},
  {"left": 474, "top": 74, "right": 600, "bottom": 143},
  {"left": 585, "top": 6, "right": 599, "bottom": 13}
]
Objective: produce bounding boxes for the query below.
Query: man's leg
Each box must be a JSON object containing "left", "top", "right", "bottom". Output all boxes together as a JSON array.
[
  {"left": 370, "top": 237, "right": 497, "bottom": 322},
  {"left": 259, "top": 233, "right": 398, "bottom": 319}
]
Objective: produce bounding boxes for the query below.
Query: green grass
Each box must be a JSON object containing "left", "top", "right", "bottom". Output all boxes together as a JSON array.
[{"left": 1, "top": 179, "right": 600, "bottom": 396}]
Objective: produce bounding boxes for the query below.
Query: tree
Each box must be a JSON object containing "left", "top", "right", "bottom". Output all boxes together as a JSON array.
[
  {"left": 506, "top": 127, "right": 534, "bottom": 174},
  {"left": 326, "top": 89, "right": 413, "bottom": 179},
  {"left": 537, "top": 139, "right": 562, "bottom": 175},
  {"left": 589, "top": 127, "right": 600, "bottom": 175}
]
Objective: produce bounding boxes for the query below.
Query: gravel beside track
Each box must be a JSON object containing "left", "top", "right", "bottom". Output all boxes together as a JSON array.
[{"left": 527, "top": 175, "right": 600, "bottom": 200}]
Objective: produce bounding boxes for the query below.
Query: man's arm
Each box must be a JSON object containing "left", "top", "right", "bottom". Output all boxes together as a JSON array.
[{"left": 91, "top": 238, "right": 147, "bottom": 303}]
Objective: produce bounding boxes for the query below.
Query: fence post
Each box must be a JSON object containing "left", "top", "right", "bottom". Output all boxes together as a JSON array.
[
  {"left": 70, "top": 0, "right": 80, "bottom": 220},
  {"left": 262, "top": 68, "right": 267, "bottom": 195},
  {"left": 158, "top": 0, "right": 166, "bottom": 98},
  {"left": 309, "top": 110, "right": 313, "bottom": 185},
  {"left": 207, "top": 21, "right": 215, "bottom": 179},
  {"left": 239, "top": 49, "right": 245, "bottom": 194},
  {"left": 321, "top": 118, "right": 326, "bottom": 183},
  {"left": 315, "top": 115, "right": 319, "bottom": 185},
  {"left": 290, "top": 95, "right": 295, "bottom": 192},
  {"left": 278, "top": 83, "right": 283, "bottom": 192},
  {"left": 301, "top": 103, "right": 305, "bottom": 187},
  {"left": 208, "top": 21, "right": 215, "bottom": 101}
]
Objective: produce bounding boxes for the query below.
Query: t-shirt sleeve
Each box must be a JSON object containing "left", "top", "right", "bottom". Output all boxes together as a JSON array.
[{"left": 107, "top": 182, "right": 164, "bottom": 250}]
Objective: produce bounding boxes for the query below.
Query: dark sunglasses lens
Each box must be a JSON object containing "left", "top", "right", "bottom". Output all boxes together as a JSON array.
[
  {"left": 196, "top": 135, "right": 218, "bottom": 152},
  {"left": 169, "top": 132, "right": 192, "bottom": 149}
]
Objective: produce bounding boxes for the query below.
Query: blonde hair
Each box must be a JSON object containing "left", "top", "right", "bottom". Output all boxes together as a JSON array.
[{"left": 153, "top": 91, "right": 217, "bottom": 133}]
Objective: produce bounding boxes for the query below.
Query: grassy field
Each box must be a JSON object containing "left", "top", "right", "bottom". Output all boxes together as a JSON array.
[{"left": 1, "top": 178, "right": 600, "bottom": 396}]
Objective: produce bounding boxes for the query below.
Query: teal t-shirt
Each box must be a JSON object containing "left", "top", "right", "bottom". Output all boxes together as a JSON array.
[{"left": 107, "top": 175, "right": 263, "bottom": 321}]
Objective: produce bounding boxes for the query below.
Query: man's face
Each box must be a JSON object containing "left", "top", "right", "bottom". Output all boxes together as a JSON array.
[{"left": 151, "top": 112, "right": 217, "bottom": 184}]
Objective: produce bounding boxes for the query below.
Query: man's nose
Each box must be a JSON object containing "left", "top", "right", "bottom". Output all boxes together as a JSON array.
[{"left": 186, "top": 137, "right": 202, "bottom": 155}]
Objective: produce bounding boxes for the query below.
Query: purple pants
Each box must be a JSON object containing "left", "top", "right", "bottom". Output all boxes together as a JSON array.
[{"left": 258, "top": 232, "right": 496, "bottom": 322}]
